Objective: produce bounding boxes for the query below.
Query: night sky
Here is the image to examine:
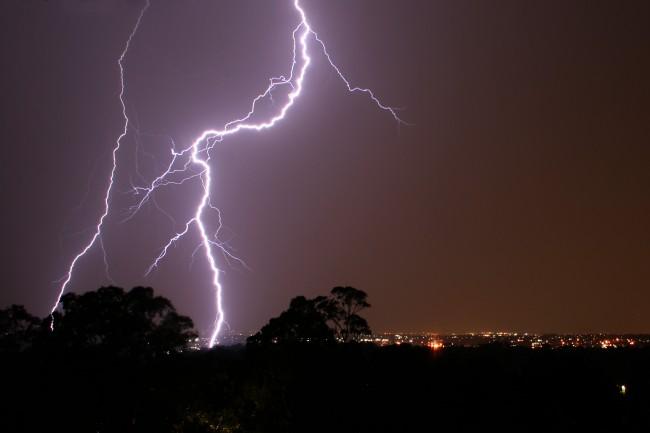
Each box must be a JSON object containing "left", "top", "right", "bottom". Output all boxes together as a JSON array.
[{"left": 1, "top": 0, "right": 648, "bottom": 337}]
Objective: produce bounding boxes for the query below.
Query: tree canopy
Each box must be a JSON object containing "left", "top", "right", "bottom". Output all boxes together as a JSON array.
[
  {"left": 248, "top": 286, "right": 372, "bottom": 344},
  {"left": 248, "top": 295, "right": 335, "bottom": 344},
  {"left": 0, "top": 304, "right": 40, "bottom": 352},
  {"left": 0, "top": 286, "right": 197, "bottom": 356},
  {"left": 326, "top": 286, "right": 371, "bottom": 342}
]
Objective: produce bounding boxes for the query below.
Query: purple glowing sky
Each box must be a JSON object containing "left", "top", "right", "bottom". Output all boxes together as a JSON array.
[{"left": 1, "top": 0, "right": 649, "bottom": 337}]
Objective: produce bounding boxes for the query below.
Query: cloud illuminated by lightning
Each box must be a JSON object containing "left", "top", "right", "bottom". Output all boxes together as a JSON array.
[{"left": 53, "top": 0, "right": 404, "bottom": 346}]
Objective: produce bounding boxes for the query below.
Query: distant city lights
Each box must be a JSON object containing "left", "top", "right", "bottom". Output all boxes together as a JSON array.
[{"left": 192, "top": 332, "right": 650, "bottom": 350}]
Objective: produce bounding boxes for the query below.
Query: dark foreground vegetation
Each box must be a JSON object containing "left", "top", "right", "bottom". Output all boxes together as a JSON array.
[{"left": 2, "top": 287, "right": 649, "bottom": 432}]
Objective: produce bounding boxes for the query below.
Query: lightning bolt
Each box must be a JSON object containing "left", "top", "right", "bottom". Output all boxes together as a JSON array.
[
  {"left": 54, "top": 0, "right": 404, "bottom": 346},
  {"left": 50, "top": 0, "right": 151, "bottom": 329}
]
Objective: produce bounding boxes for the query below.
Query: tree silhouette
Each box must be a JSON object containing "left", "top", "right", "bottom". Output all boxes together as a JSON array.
[
  {"left": 249, "top": 287, "right": 372, "bottom": 344},
  {"left": 248, "top": 296, "right": 334, "bottom": 344},
  {"left": 0, "top": 304, "right": 40, "bottom": 352},
  {"left": 326, "top": 286, "right": 371, "bottom": 342},
  {"left": 51, "top": 286, "right": 197, "bottom": 356}
]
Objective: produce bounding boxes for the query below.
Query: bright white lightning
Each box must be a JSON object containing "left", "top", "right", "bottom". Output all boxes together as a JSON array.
[
  {"left": 51, "top": 0, "right": 151, "bottom": 329},
  {"left": 54, "top": 0, "right": 404, "bottom": 346}
]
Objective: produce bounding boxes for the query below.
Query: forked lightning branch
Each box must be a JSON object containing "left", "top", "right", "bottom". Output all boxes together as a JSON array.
[{"left": 53, "top": 0, "right": 404, "bottom": 347}]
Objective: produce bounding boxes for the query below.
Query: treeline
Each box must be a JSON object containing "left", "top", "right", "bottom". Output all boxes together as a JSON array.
[
  {"left": 0, "top": 285, "right": 372, "bottom": 354},
  {"left": 1, "top": 286, "right": 649, "bottom": 432},
  {"left": 0, "top": 286, "right": 196, "bottom": 356}
]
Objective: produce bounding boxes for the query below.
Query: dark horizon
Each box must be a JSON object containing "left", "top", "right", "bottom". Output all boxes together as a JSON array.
[{"left": 1, "top": 0, "right": 649, "bottom": 337}]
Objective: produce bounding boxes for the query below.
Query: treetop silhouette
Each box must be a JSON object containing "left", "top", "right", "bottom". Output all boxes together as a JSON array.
[
  {"left": 248, "top": 286, "right": 372, "bottom": 344},
  {"left": 0, "top": 286, "right": 196, "bottom": 356}
]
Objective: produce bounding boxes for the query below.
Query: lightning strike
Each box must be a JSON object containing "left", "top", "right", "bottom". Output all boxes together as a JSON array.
[
  {"left": 54, "top": 0, "right": 404, "bottom": 346},
  {"left": 51, "top": 0, "right": 151, "bottom": 329}
]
